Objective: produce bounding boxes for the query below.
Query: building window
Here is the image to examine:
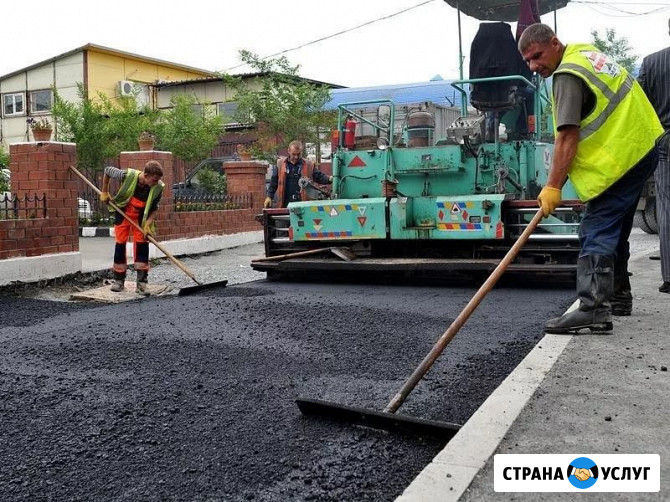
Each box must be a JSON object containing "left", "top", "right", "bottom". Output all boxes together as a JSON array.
[
  {"left": 3, "top": 93, "right": 25, "bottom": 116},
  {"left": 217, "top": 102, "right": 238, "bottom": 120},
  {"left": 30, "top": 90, "right": 52, "bottom": 113},
  {"left": 190, "top": 104, "right": 204, "bottom": 117}
]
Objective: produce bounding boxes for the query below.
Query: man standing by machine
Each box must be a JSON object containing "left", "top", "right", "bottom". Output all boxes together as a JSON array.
[
  {"left": 638, "top": 18, "right": 670, "bottom": 294},
  {"left": 100, "top": 160, "right": 165, "bottom": 294},
  {"left": 264, "top": 140, "right": 332, "bottom": 208},
  {"left": 518, "top": 23, "right": 663, "bottom": 334}
]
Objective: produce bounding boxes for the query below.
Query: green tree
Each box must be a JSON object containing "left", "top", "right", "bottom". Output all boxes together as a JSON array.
[
  {"left": 52, "top": 85, "right": 222, "bottom": 172},
  {"left": 52, "top": 84, "right": 159, "bottom": 172},
  {"left": 0, "top": 145, "right": 9, "bottom": 192},
  {"left": 0, "top": 144, "right": 9, "bottom": 169},
  {"left": 155, "top": 94, "right": 223, "bottom": 163},
  {"left": 222, "top": 50, "right": 336, "bottom": 160},
  {"left": 591, "top": 28, "right": 637, "bottom": 73}
]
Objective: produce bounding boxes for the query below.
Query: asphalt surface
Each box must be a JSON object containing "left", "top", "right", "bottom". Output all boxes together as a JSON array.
[
  {"left": 0, "top": 259, "right": 575, "bottom": 500},
  {"left": 0, "top": 229, "right": 662, "bottom": 501}
]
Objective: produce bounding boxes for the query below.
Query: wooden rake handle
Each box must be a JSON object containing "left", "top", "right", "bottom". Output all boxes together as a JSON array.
[
  {"left": 69, "top": 165, "right": 202, "bottom": 285},
  {"left": 384, "top": 209, "right": 545, "bottom": 414}
]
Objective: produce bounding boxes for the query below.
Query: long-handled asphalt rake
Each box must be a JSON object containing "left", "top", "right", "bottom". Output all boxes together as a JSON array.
[{"left": 296, "top": 209, "right": 545, "bottom": 439}]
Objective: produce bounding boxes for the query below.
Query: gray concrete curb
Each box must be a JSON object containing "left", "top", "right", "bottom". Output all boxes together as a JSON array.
[
  {"left": 80, "top": 227, "right": 114, "bottom": 237},
  {"left": 396, "top": 331, "right": 575, "bottom": 501}
]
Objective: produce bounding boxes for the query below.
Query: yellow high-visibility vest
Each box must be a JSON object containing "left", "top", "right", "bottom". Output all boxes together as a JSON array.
[
  {"left": 552, "top": 44, "right": 663, "bottom": 201},
  {"left": 113, "top": 168, "right": 164, "bottom": 224}
]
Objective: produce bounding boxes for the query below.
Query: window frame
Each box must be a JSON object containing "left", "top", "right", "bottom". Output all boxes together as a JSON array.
[
  {"left": 3, "top": 92, "right": 26, "bottom": 117},
  {"left": 217, "top": 101, "right": 238, "bottom": 117},
  {"left": 29, "top": 89, "right": 53, "bottom": 114}
]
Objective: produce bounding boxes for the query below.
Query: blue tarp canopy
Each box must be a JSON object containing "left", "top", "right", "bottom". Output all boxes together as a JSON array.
[{"left": 324, "top": 80, "right": 467, "bottom": 111}]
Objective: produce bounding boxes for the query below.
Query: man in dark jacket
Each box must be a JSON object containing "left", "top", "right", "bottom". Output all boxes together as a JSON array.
[
  {"left": 264, "top": 140, "right": 332, "bottom": 208},
  {"left": 638, "top": 18, "right": 670, "bottom": 294}
]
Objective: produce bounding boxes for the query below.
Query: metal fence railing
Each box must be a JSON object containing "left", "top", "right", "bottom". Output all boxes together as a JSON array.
[
  {"left": 0, "top": 193, "right": 47, "bottom": 220},
  {"left": 174, "top": 192, "right": 253, "bottom": 212},
  {"left": 77, "top": 187, "right": 114, "bottom": 226}
]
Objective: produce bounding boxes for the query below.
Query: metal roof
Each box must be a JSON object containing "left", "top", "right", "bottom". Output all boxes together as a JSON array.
[
  {"left": 0, "top": 43, "right": 215, "bottom": 81},
  {"left": 443, "top": 0, "right": 570, "bottom": 21},
  {"left": 154, "top": 72, "right": 345, "bottom": 89},
  {"left": 324, "top": 80, "right": 466, "bottom": 110}
]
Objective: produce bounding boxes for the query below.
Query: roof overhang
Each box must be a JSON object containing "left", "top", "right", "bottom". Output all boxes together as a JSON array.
[{"left": 443, "top": 0, "right": 570, "bottom": 21}]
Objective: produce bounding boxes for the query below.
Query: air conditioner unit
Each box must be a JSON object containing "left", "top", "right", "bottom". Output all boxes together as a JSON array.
[{"left": 118, "top": 80, "right": 135, "bottom": 97}]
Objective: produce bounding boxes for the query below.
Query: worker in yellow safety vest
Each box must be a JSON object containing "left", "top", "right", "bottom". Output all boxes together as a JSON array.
[
  {"left": 100, "top": 161, "right": 165, "bottom": 295},
  {"left": 518, "top": 23, "right": 663, "bottom": 334}
]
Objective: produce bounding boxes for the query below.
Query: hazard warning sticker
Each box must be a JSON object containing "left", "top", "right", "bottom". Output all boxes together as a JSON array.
[
  {"left": 347, "top": 156, "right": 367, "bottom": 168},
  {"left": 329, "top": 207, "right": 338, "bottom": 217},
  {"left": 451, "top": 203, "right": 461, "bottom": 214}
]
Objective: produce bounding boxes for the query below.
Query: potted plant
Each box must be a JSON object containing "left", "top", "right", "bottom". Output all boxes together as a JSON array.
[
  {"left": 138, "top": 131, "right": 156, "bottom": 151},
  {"left": 236, "top": 143, "right": 252, "bottom": 161},
  {"left": 28, "top": 117, "right": 53, "bottom": 142}
]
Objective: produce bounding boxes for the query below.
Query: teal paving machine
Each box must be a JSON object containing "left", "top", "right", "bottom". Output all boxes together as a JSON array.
[{"left": 253, "top": 0, "right": 580, "bottom": 282}]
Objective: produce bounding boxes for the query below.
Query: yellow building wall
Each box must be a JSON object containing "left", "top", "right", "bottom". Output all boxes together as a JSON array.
[{"left": 87, "top": 49, "right": 211, "bottom": 101}]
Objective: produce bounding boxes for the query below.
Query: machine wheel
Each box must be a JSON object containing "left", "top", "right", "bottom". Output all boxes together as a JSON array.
[
  {"left": 639, "top": 197, "right": 658, "bottom": 235},
  {"left": 634, "top": 210, "right": 652, "bottom": 234}
]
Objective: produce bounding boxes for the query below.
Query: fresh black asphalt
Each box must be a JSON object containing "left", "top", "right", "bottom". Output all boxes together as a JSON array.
[{"left": 0, "top": 280, "right": 574, "bottom": 501}]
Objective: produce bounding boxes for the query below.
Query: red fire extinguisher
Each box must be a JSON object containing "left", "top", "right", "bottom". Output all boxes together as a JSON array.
[{"left": 343, "top": 117, "right": 356, "bottom": 149}]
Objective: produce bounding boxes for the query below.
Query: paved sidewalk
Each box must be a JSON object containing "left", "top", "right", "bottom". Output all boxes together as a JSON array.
[
  {"left": 79, "top": 236, "right": 115, "bottom": 273},
  {"left": 399, "top": 247, "right": 668, "bottom": 501},
  {"left": 78, "top": 236, "right": 266, "bottom": 286}
]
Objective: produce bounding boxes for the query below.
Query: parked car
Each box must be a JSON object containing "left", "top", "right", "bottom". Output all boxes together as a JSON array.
[
  {"left": 78, "top": 198, "right": 92, "bottom": 220},
  {"left": 172, "top": 157, "right": 230, "bottom": 197}
]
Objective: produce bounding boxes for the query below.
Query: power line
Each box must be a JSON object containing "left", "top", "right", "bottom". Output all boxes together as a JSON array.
[
  {"left": 222, "top": 0, "right": 436, "bottom": 72},
  {"left": 584, "top": 4, "right": 670, "bottom": 17},
  {"left": 575, "top": 0, "right": 670, "bottom": 4},
  {"left": 574, "top": 0, "right": 670, "bottom": 15}
]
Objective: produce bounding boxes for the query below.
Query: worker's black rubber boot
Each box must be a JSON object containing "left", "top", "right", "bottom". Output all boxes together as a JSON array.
[
  {"left": 545, "top": 255, "right": 614, "bottom": 334},
  {"left": 136, "top": 269, "right": 149, "bottom": 296},
  {"left": 110, "top": 271, "right": 125, "bottom": 292},
  {"left": 611, "top": 259, "right": 632, "bottom": 316}
]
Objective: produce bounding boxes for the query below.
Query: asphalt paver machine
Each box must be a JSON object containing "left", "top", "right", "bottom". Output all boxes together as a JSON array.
[
  {"left": 253, "top": 0, "right": 578, "bottom": 283},
  {"left": 289, "top": 0, "right": 578, "bottom": 437}
]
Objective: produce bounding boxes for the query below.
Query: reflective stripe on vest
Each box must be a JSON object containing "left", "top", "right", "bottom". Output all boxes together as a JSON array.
[
  {"left": 557, "top": 62, "right": 636, "bottom": 141},
  {"left": 552, "top": 44, "right": 663, "bottom": 201},
  {"left": 276, "top": 157, "right": 312, "bottom": 207},
  {"left": 113, "top": 169, "right": 164, "bottom": 223}
]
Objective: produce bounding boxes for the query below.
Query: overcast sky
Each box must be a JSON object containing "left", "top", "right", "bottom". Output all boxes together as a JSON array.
[{"left": 2, "top": 0, "right": 670, "bottom": 88}]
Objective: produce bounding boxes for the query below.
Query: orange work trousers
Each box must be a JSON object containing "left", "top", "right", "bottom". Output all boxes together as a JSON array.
[{"left": 112, "top": 199, "right": 149, "bottom": 275}]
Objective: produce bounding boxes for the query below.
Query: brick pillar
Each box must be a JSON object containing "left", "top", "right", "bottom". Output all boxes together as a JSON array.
[
  {"left": 119, "top": 150, "right": 174, "bottom": 241},
  {"left": 9, "top": 141, "right": 79, "bottom": 253},
  {"left": 224, "top": 161, "right": 267, "bottom": 209}
]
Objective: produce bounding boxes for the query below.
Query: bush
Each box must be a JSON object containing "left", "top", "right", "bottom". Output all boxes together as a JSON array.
[
  {"left": 197, "top": 168, "right": 227, "bottom": 194},
  {"left": 0, "top": 146, "right": 9, "bottom": 192}
]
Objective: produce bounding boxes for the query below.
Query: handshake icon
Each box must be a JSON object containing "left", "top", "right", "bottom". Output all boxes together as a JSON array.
[{"left": 573, "top": 468, "right": 592, "bottom": 482}]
